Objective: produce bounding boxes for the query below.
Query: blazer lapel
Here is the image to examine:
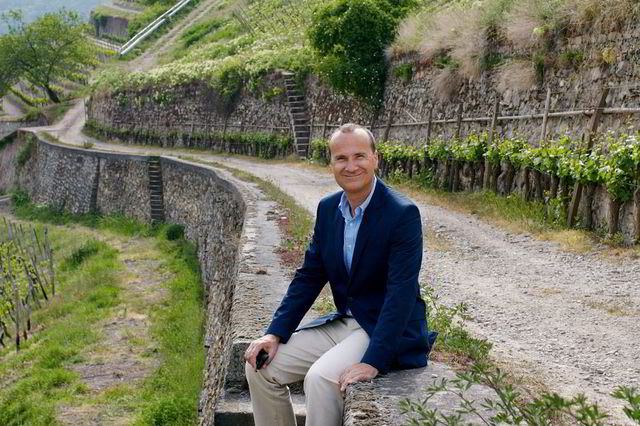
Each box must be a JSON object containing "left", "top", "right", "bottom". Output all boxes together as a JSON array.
[
  {"left": 349, "top": 180, "right": 386, "bottom": 280},
  {"left": 333, "top": 207, "right": 349, "bottom": 282}
]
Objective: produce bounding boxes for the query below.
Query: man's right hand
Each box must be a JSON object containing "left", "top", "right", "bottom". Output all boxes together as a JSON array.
[{"left": 244, "top": 334, "right": 280, "bottom": 370}]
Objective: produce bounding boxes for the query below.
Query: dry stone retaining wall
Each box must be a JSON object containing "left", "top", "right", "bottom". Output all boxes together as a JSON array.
[
  {"left": 305, "top": 24, "right": 640, "bottom": 143},
  {"left": 0, "top": 119, "right": 44, "bottom": 140},
  {"left": 1, "top": 131, "right": 246, "bottom": 426},
  {"left": 88, "top": 76, "right": 291, "bottom": 149}
]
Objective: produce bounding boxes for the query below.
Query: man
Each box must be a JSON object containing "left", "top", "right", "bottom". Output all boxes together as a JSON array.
[{"left": 244, "top": 123, "right": 436, "bottom": 426}]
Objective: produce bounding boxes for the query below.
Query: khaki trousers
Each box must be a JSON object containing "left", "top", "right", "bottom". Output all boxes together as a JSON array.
[{"left": 245, "top": 318, "right": 370, "bottom": 426}]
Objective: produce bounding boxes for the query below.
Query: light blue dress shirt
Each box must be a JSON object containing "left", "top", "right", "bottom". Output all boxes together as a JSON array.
[{"left": 338, "top": 176, "right": 377, "bottom": 274}]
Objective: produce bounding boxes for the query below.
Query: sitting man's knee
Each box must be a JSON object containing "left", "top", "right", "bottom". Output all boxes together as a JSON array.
[{"left": 304, "top": 367, "right": 332, "bottom": 393}]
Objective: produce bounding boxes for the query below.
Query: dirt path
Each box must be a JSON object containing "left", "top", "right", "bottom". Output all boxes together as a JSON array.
[{"left": 56, "top": 234, "right": 171, "bottom": 425}]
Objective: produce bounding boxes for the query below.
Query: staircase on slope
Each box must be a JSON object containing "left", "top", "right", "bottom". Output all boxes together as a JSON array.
[
  {"left": 283, "top": 72, "right": 311, "bottom": 158},
  {"left": 148, "top": 157, "right": 165, "bottom": 222}
]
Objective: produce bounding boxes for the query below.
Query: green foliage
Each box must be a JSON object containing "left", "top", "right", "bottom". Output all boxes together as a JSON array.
[
  {"left": 400, "top": 362, "right": 640, "bottom": 425},
  {"left": 394, "top": 63, "right": 414, "bottom": 81},
  {"left": 312, "top": 132, "right": 640, "bottom": 204},
  {"left": 180, "top": 17, "right": 225, "bottom": 48},
  {"left": 0, "top": 224, "right": 120, "bottom": 424},
  {"left": 64, "top": 240, "right": 104, "bottom": 270},
  {"left": 423, "top": 286, "right": 491, "bottom": 363},
  {"left": 0, "top": 132, "right": 17, "bottom": 151},
  {"left": 128, "top": 4, "right": 169, "bottom": 38},
  {"left": 16, "top": 136, "right": 37, "bottom": 168},
  {"left": 308, "top": 0, "right": 397, "bottom": 106},
  {"left": 136, "top": 235, "right": 203, "bottom": 425},
  {"left": 165, "top": 224, "right": 185, "bottom": 241},
  {"left": 311, "top": 139, "right": 330, "bottom": 164},
  {"left": 0, "top": 9, "right": 96, "bottom": 103},
  {"left": 85, "top": 118, "right": 294, "bottom": 160}
]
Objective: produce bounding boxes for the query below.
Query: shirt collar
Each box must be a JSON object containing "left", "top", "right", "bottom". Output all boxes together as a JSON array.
[{"left": 338, "top": 176, "right": 377, "bottom": 219}]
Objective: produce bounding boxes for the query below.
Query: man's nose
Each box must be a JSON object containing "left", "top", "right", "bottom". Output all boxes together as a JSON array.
[{"left": 345, "top": 158, "right": 358, "bottom": 171}]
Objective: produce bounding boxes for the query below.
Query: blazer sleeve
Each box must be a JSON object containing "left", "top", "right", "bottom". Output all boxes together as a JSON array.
[
  {"left": 360, "top": 204, "right": 423, "bottom": 373},
  {"left": 265, "top": 203, "right": 329, "bottom": 343}
]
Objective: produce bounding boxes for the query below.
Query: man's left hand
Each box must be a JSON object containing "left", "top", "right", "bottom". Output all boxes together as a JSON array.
[{"left": 338, "top": 363, "right": 378, "bottom": 392}]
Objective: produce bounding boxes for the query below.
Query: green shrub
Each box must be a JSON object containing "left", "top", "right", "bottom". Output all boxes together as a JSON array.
[
  {"left": 394, "top": 63, "right": 413, "bottom": 82},
  {"left": 64, "top": 239, "right": 105, "bottom": 269},
  {"left": 400, "top": 363, "right": 640, "bottom": 425},
  {"left": 0, "top": 132, "right": 17, "bottom": 151},
  {"left": 142, "top": 395, "right": 196, "bottom": 426},
  {"left": 308, "top": 0, "right": 397, "bottom": 107},
  {"left": 16, "top": 136, "right": 37, "bottom": 168},
  {"left": 10, "top": 188, "right": 29, "bottom": 207},
  {"left": 165, "top": 224, "right": 185, "bottom": 241},
  {"left": 181, "top": 17, "right": 224, "bottom": 48}
]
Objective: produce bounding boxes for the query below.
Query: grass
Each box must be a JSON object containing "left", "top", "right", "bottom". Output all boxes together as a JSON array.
[
  {"left": 5, "top": 193, "right": 206, "bottom": 425},
  {"left": 389, "top": 0, "right": 640, "bottom": 84},
  {"left": 386, "top": 174, "right": 601, "bottom": 253},
  {"left": 0, "top": 232, "right": 122, "bottom": 425}
]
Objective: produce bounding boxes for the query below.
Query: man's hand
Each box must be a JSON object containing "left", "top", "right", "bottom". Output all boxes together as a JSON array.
[
  {"left": 338, "top": 363, "right": 378, "bottom": 392},
  {"left": 244, "top": 334, "right": 280, "bottom": 371}
]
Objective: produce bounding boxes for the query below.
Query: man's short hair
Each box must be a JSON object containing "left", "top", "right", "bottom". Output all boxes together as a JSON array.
[{"left": 328, "top": 123, "right": 377, "bottom": 154}]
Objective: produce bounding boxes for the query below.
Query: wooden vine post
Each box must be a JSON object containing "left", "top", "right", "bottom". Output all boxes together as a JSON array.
[
  {"left": 448, "top": 103, "right": 463, "bottom": 192},
  {"left": 383, "top": 100, "right": 399, "bottom": 142},
  {"left": 534, "top": 88, "right": 552, "bottom": 201},
  {"left": 425, "top": 106, "right": 433, "bottom": 145},
  {"left": 567, "top": 88, "right": 609, "bottom": 228},
  {"left": 322, "top": 114, "right": 329, "bottom": 139},
  {"left": 454, "top": 102, "right": 463, "bottom": 140},
  {"left": 484, "top": 96, "right": 499, "bottom": 190}
]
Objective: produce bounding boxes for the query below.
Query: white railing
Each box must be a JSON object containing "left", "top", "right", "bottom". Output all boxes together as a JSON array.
[{"left": 119, "top": 0, "right": 194, "bottom": 56}]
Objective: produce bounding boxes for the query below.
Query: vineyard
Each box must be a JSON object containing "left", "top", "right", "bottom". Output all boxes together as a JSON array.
[
  {"left": 311, "top": 131, "right": 640, "bottom": 239},
  {"left": 0, "top": 218, "right": 54, "bottom": 351}
]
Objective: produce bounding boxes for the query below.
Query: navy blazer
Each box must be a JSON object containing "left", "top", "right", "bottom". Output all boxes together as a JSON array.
[{"left": 266, "top": 179, "right": 436, "bottom": 374}]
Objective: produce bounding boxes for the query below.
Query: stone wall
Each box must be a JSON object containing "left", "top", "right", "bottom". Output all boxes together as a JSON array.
[
  {"left": 161, "top": 157, "right": 246, "bottom": 425},
  {"left": 92, "top": 14, "right": 129, "bottom": 40},
  {"left": 305, "top": 23, "right": 640, "bottom": 144},
  {"left": 87, "top": 75, "right": 292, "bottom": 148},
  {"left": 0, "top": 119, "right": 43, "bottom": 140},
  {"left": 1, "top": 131, "right": 246, "bottom": 425}
]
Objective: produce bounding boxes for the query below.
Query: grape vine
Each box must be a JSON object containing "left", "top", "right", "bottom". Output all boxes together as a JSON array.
[{"left": 0, "top": 219, "right": 54, "bottom": 351}]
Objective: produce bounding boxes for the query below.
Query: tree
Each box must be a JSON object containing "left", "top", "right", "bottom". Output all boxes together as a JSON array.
[
  {"left": 308, "top": 0, "right": 406, "bottom": 107},
  {"left": 0, "top": 9, "right": 95, "bottom": 103}
]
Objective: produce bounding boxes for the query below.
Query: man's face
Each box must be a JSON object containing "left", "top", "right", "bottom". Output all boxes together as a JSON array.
[{"left": 329, "top": 130, "right": 379, "bottom": 196}]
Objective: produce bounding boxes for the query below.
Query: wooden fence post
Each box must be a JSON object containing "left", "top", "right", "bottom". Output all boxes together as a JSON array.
[
  {"left": 568, "top": 88, "right": 609, "bottom": 227},
  {"left": 383, "top": 100, "right": 399, "bottom": 142},
  {"left": 322, "top": 114, "right": 329, "bottom": 139},
  {"left": 540, "top": 87, "right": 551, "bottom": 143},
  {"left": 425, "top": 106, "right": 433, "bottom": 145},
  {"left": 484, "top": 96, "right": 499, "bottom": 190},
  {"left": 454, "top": 103, "right": 463, "bottom": 140},
  {"left": 308, "top": 106, "right": 315, "bottom": 142}
]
